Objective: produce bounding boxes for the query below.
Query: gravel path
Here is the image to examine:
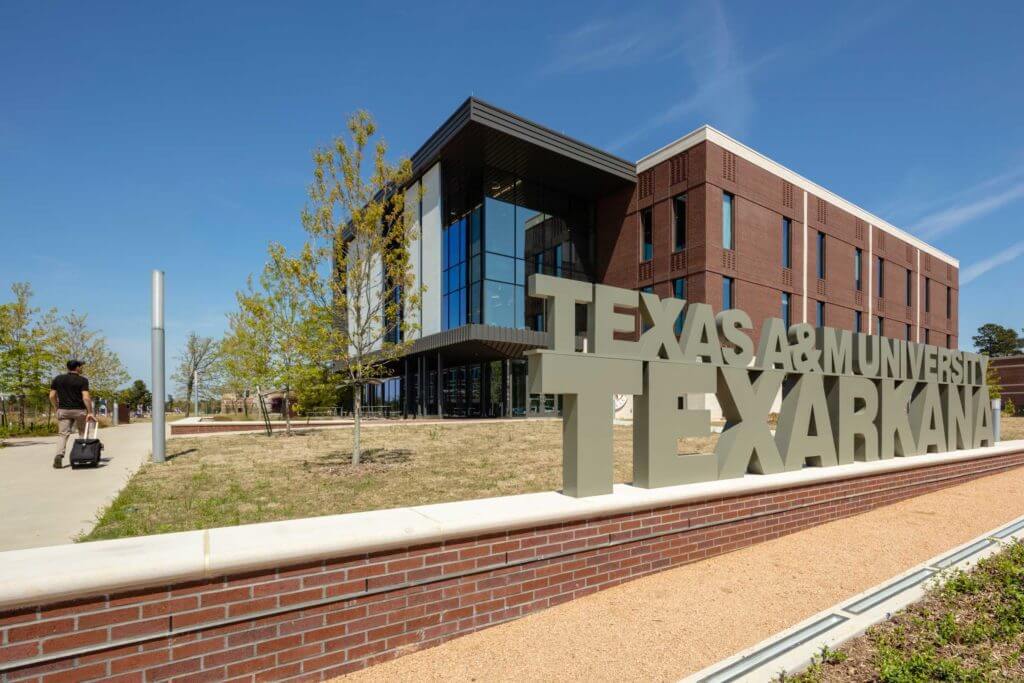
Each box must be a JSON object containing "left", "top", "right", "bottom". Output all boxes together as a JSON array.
[{"left": 337, "top": 465, "right": 1024, "bottom": 682}]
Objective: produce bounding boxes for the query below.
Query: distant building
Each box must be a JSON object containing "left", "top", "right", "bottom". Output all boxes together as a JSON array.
[
  {"left": 989, "top": 356, "right": 1024, "bottom": 413},
  {"left": 220, "top": 390, "right": 294, "bottom": 416}
]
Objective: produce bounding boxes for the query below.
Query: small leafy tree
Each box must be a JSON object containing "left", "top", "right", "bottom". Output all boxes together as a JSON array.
[
  {"left": 51, "top": 311, "right": 129, "bottom": 402},
  {"left": 988, "top": 364, "right": 1003, "bottom": 400},
  {"left": 0, "top": 283, "right": 56, "bottom": 428},
  {"left": 290, "top": 111, "right": 420, "bottom": 464},
  {"left": 220, "top": 305, "right": 269, "bottom": 419},
  {"left": 120, "top": 380, "right": 152, "bottom": 413},
  {"left": 235, "top": 253, "right": 313, "bottom": 435},
  {"left": 172, "top": 332, "right": 221, "bottom": 417}
]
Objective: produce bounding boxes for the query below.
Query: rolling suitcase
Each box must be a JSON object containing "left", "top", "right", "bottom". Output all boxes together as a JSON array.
[{"left": 69, "top": 420, "right": 103, "bottom": 468}]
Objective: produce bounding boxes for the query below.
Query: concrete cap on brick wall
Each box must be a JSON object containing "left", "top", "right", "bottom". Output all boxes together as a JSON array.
[{"left": 2, "top": 440, "right": 1023, "bottom": 611}]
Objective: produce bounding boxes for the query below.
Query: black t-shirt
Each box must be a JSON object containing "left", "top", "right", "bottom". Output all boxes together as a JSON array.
[{"left": 51, "top": 373, "right": 89, "bottom": 410}]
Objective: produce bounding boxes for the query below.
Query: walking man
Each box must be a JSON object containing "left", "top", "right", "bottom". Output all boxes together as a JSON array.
[{"left": 49, "top": 359, "right": 95, "bottom": 469}]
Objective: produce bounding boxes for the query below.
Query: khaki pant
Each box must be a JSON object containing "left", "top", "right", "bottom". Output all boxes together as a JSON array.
[{"left": 56, "top": 409, "right": 88, "bottom": 457}]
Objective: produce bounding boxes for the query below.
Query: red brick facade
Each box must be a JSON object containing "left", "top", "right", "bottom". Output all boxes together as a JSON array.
[
  {"left": 3, "top": 450, "right": 1021, "bottom": 682},
  {"left": 598, "top": 139, "right": 959, "bottom": 349},
  {"left": 991, "top": 356, "right": 1024, "bottom": 414}
]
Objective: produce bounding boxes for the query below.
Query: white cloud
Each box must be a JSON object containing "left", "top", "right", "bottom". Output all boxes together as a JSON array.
[
  {"left": 960, "top": 239, "right": 1024, "bottom": 285},
  {"left": 539, "top": 13, "right": 686, "bottom": 76},
  {"left": 601, "top": 1, "right": 900, "bottom": 154},
  {"left": 914, "top": 180, "right": 1024, "bottom": 239},
  {"left": 604, "top": 1, "right": 769, "bottom": 151}
]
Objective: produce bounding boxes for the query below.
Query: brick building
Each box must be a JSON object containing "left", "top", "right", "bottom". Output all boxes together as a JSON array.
[
  {"left": 990, "top": 356, "right": 1024, "bottom": 413},
  {"left": 362, "top": 97, "right": 959, "bottom": 418}
]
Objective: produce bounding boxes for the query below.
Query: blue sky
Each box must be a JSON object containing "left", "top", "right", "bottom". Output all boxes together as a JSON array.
[{"left": 2, "top": 1, "right": 1022, "bottom": 384}]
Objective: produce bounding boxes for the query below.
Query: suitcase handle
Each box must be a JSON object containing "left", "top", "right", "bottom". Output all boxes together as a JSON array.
[{"left": 85, "top": 418, "right": 99, "bottom": 440}]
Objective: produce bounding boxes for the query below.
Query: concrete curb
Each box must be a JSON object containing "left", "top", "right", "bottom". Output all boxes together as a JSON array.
[{"left": 685, "top": 511, "right": 1024, "bottom": 682}]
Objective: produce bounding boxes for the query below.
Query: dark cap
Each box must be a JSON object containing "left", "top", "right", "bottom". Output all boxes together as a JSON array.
[{"left": 67, "top": 359, "right": 85, "bottom": 371}]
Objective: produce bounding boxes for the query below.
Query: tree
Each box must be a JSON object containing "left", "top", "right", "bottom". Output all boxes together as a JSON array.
[
  {"left": 171, "top": 333, "right": 221, "bottom": 417},
  {"left": 220, "top": 290, "right": 273, "bottom": 420},
  {"left": 120, "top": 380, "right": 152, "bottom": 412},
  {"left": 51, "top": 311, "right": 129, "bottom": 400},
  {"left": 234, "top": 255, "right": 313, "bottom": 435},
  {"left": 972, "top": 323, "right": 1023, "bottom": 357},
  {"left": 288, "top": 110, "right": 420, "bottom": 463},
  {"left": 0, "top": 283, "right": 56, "bottom": 428}
]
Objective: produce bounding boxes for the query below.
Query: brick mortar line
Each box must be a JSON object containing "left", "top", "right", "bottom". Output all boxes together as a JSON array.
[{"left": 2, "top": 454, "right": 1021, "bottom": 675}]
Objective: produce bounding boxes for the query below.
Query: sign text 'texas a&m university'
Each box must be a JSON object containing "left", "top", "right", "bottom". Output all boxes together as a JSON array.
[{"left": 526, "top": 274, "right": 994, "bottom": 498}]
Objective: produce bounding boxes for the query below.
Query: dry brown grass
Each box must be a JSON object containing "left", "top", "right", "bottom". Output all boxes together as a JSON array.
[
  {"left": 82, "top": 415, "right": 1021, "bottom": 543},
  {"left": 1000, "top": 415, "right": 1024, "bottom": 440},
  {"left": 82, "top": 419, "right": 716, "bottom": 541}
]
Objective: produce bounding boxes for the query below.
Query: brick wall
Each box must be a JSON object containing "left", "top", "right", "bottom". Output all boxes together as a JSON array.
[
  {"left": 991, "top": 356, "right": 1024, "bottom": 413},
  {"left": 4, "top": 450, "right": 1023, "bottom": 682},
  {"left": 620, "top": 138, "right": 959, "bottom": 350}
]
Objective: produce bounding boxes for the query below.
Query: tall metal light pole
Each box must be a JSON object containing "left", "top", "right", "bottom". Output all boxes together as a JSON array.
[{"left": 152, "top": 270, "right": 166, "bottom": 463}]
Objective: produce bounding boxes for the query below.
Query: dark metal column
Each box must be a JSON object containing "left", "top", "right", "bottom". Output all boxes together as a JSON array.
[
  {"left": 402, "top": 357, "right": 409, "bottom": 419},
  {"left": 436, "top": 351, "right": 444, "bottom": 419},
  {"left": 417, "top": 355, "right": 424, "bottom": 418},
  {"left": 504, "top": 359, "right": 512, "bottom": 417}
]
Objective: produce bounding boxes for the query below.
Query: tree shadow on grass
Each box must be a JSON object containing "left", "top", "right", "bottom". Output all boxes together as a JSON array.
[{"left": 305, "top": 448, "right": 413, "bottom": 474}]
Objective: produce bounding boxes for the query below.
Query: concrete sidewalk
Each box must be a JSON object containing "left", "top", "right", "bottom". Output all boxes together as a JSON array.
[
  {"left": 0, "top": 421, "right": 157, "bottom": 551},
  {"left": 339, "top": 465, "right": 1024, "bottom": 683}
]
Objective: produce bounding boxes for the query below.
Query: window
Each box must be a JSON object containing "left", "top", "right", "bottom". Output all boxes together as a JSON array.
[
  {"left": 782, "top": 292, "right": 792, "bottom": 328},
  {"left": 925, "top": 277, "right": 931, "bottom": 312},
  {"left": 722, "top": 192, "right": 735, "bottom": 250},
  {"left": 723, "top": 276, "right": 734, "bottom": 310},
  {"left": 673, "top": 278, "right": 686, "bottom": 335},
  {"left": 441, "top": 213, "right": 469, "bottom": 330},
  {"left": 816, "top": 231, "right": 826, "bottom": 279},
  {"left": 855, "top": 310, "right": 863, "bottom": 333},
  {"left": 533, "top": 251, "right": 544, "bottom": 277},
  {"left": 782, "top": 218, "right": 792, "bottom": 268},
  {"left": 877, "top": 316, "right": 884, "bottom": 336},
  {"left": 925, "top": 329, "right": 930, "bottom": 345},
  {"left": 946, "top": 286, "right": 951, "bottom": 318},
  {"left": 947, "top": 333, "right": 952, "bottom": 348},
  {"left": 816, "top": 300, "right": 825, "bottom": 327},
  {"left": 482, "top": 196, "right": 528, "bottom": 329},
  {"left": 905, "top": 268, "right": 912, "bottom": 306},
  {"left": 905, "top": 323, "right": 912, "bottom": 341},
  {"left": 673, "top": 194, "right": 687, "bottom": 251},
  {"left": 554, "top": 243, "right": 564, "bottom": 277},
  {"left": 641, "top": 286, "right": 654, "bottom": 332},
  {"left": 641, "top": 208, "right": 653, "bottom": 261},
  {"left": 855, "top": 248, "right": 863, "bottom": 291},
  {"left": 877, "top": 257, "right": 884, "bottom": 297}
]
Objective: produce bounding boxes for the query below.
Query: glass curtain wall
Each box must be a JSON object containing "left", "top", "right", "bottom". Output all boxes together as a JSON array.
[{"left": 442, "top": 166, "right": 595, "bottom": 333}]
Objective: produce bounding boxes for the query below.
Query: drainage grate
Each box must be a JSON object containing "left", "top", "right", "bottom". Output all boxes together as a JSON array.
[
  {"left": 843, "top": 568, "right": 935, "bottom": 615},
  {"left": 993, "top": 517, "right": 1024, "bottom": 539},
  {"left": 698, "top": 614, "right": 847, "bottom": 683},
  {"left": 933, "top": 539, "right": 993, "bottom": 569}
]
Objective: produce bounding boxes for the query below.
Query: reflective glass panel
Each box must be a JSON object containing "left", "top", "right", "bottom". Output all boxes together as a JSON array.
[
  {"left": 485, "top": 198, "right": 515, "bottom": 256},
  {"left": 485, "top": 281, "right": 516, "bottom": 328}
]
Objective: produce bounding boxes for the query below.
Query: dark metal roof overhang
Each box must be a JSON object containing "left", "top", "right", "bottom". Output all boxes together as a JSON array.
[
  {"left": 401, "top": 324, "right": 551, "bottom": 364},
  {"left": 410, "top": 98, "right": 637, "bottom": 200}
]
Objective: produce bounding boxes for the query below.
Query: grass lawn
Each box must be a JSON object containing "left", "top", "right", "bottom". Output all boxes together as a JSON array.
[
  {"left": 786, "top": 541, "right": 1024, "bottom": 682},
  {"left": 82, "top": 420, "right": 717, "bottom": 541},
  {"left": 81, "top": 415, "right": 1024, "bottom": 542}
]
